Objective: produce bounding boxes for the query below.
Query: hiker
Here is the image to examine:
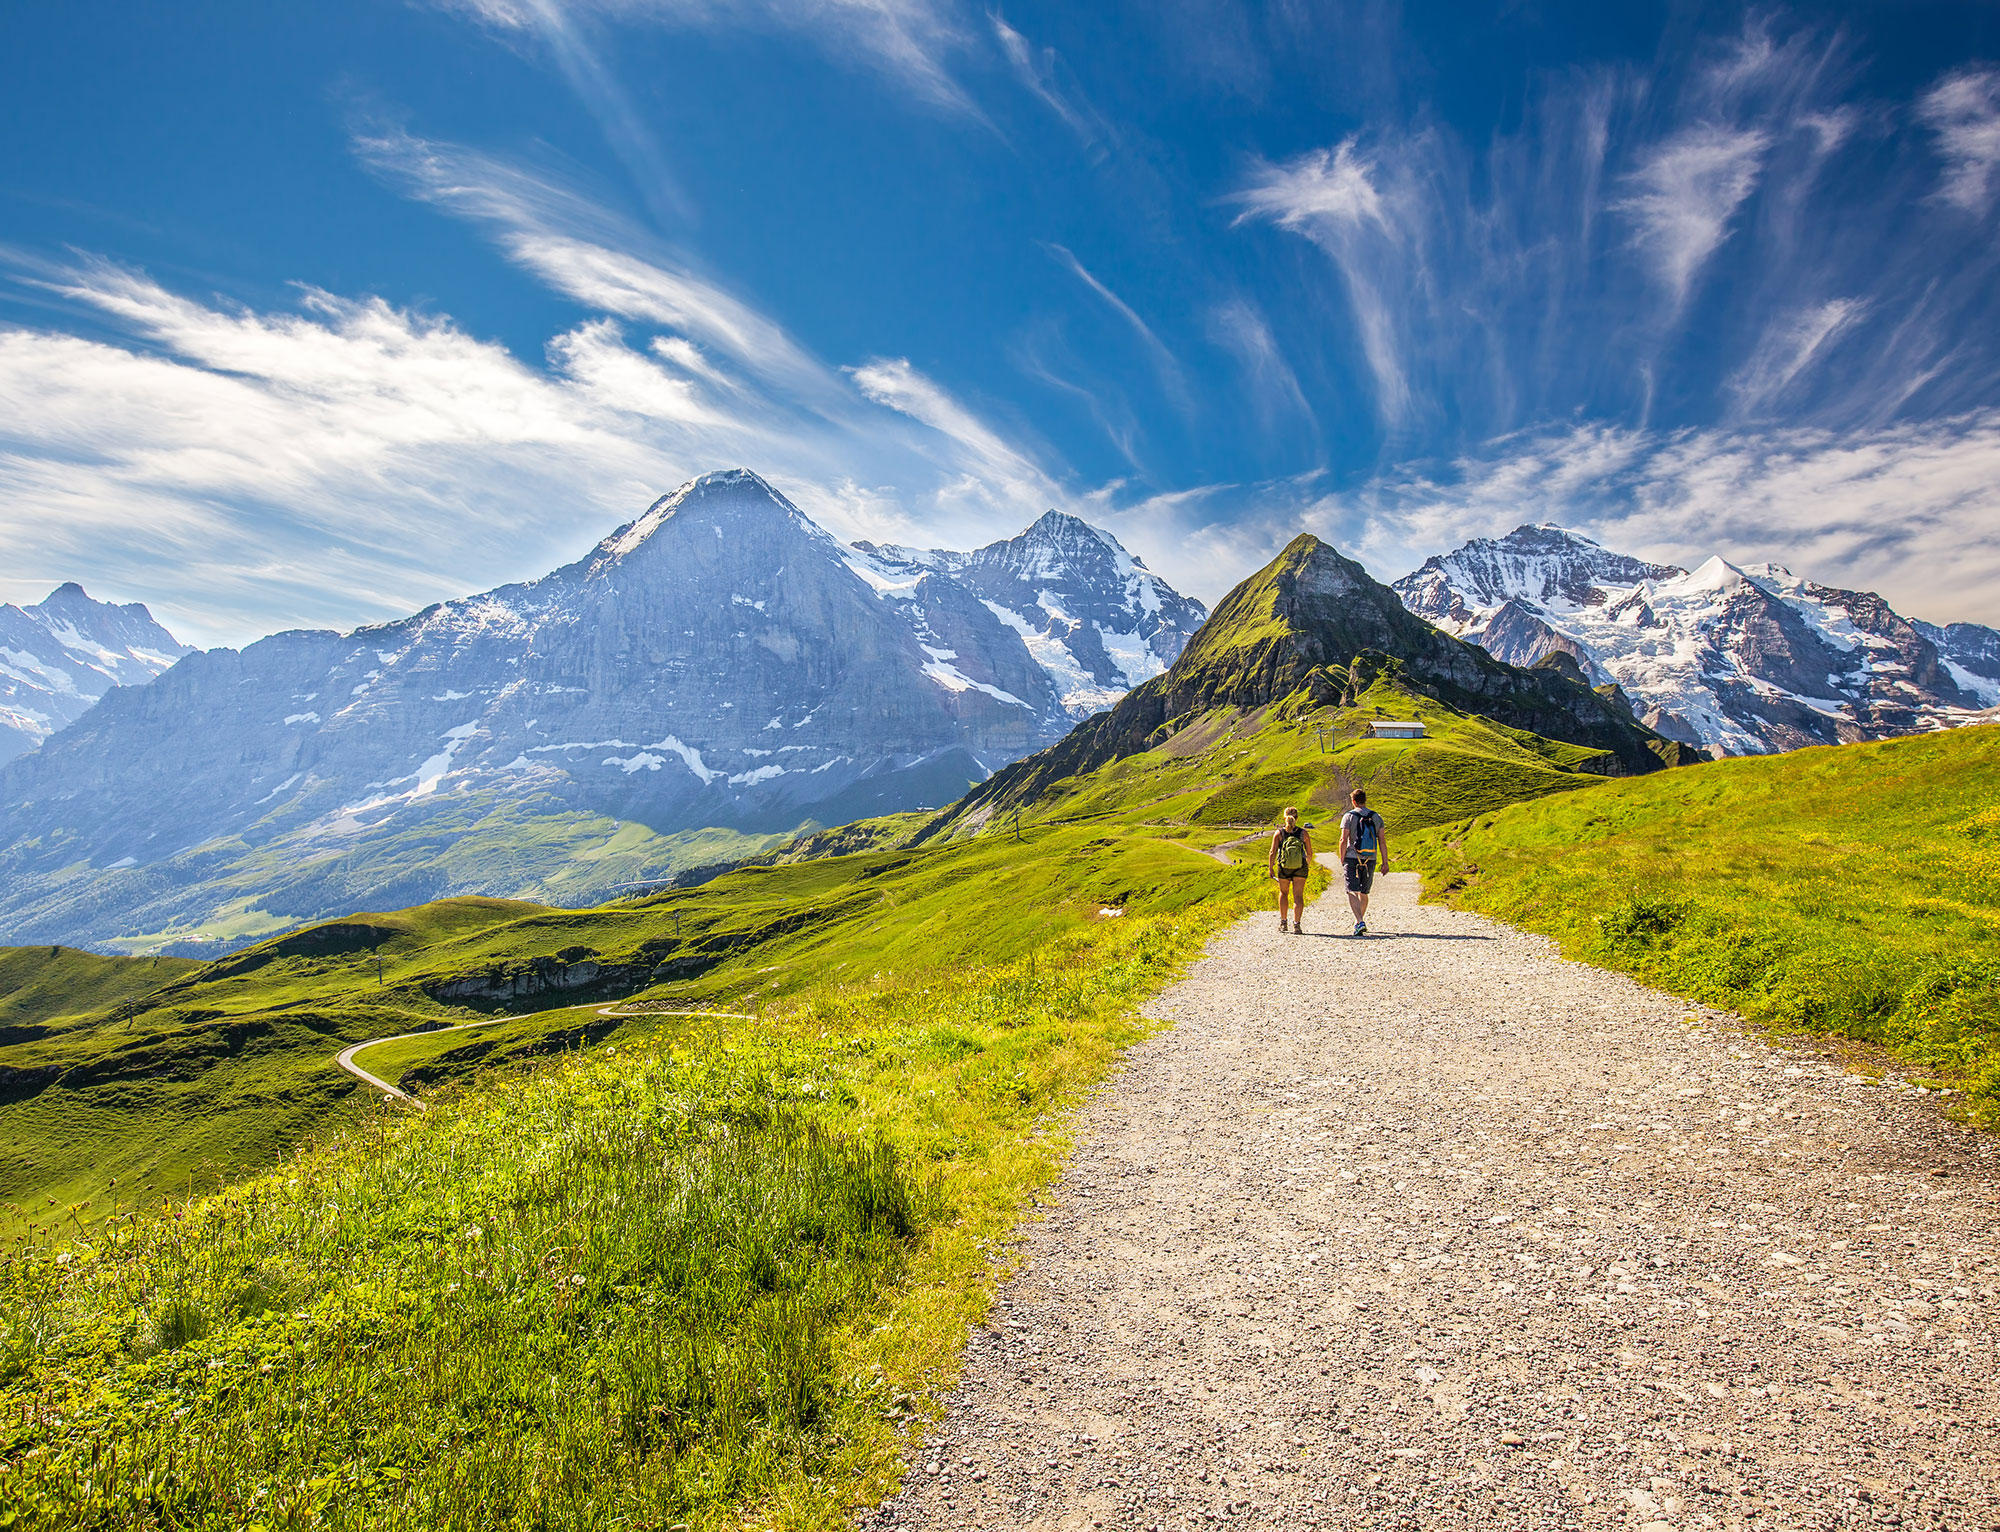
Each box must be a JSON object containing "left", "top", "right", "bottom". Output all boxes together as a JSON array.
[
  {"left": 1267, "top": 806, "right": 1314, "bottom": 934},
  {"left": 1337, "top": 788, "right": 1389, "bottom": 937}
]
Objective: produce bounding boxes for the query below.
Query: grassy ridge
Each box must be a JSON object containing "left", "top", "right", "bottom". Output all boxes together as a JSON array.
[
  {"left": 1, "top": 892, "right": 1270, "bottom": 1529},
  {"left": 1407, "top": 724, "right": 2000, "bottom": 1119}
]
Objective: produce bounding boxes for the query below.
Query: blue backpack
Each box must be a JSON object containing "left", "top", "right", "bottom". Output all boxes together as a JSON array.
[{"left": 1345, "top": 808, "right": 1381, "bottom": 860}]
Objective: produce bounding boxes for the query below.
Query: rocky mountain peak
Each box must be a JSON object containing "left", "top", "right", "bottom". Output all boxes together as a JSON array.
[
  {"left": 1395, "top": 525, "right": 2000, "bottom": 754},
  {"left": 0, "top": 584, "right": 192, "bottom": 765},
  {"left": 590, "top": 468, "right": 819, "bottom": 564}
]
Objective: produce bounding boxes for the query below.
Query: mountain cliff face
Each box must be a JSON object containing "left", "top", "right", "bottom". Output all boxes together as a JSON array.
[
  {"left": 0, "top": 584, "right": 190, "bottom": 764},
  {"left": 0, "top": 471, "right": 1204, "bottom": 950},
  {"left": 951, "top": 534, "right": 1691, "bottom": 815},
  {"left": 1395, "top": 525, "right": 2000, "bottom": 755}
]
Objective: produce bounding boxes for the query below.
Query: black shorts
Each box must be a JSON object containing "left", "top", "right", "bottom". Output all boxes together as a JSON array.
[{"left": 1343, "top": 856, "right": 1376, "bottom": 894}]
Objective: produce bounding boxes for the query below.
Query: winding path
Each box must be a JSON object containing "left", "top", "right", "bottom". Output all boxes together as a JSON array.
[
  {"left": 333, "top": 1007, "right": 755, "bottom": 1108},
  {"left": 868, "top": 869, "right": 1999, "bottom": 1531}
]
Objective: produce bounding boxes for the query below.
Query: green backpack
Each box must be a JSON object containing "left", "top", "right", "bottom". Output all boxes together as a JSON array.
[{"left": 1276, "top": 826, "right": 1308, "bottom": 876}]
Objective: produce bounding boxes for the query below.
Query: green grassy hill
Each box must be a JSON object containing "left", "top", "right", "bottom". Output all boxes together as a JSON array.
[
  {"left": 1408, "top": 723, "right": 2000, "bottom": 1120},
  {"left": 2, "top": 815, "right": 1280, "bottom": 1529},
  {"left": 0, "top": 946, "right": 196, "bottom": 1032}
]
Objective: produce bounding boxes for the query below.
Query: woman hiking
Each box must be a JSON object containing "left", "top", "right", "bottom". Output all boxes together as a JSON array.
[{"left": 1267, "top": 805, "right": 1314, "bottom": 934}]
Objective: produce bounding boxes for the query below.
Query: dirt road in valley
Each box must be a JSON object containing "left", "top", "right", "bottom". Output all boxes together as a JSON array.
[{"left": 866, "top": 870, "right": 1998, "bottom": 1531}]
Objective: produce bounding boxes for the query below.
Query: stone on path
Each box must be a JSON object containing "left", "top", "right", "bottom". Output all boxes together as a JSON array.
[{"left": 865, "top": 871, "right": 1999, "bottom": 1531}]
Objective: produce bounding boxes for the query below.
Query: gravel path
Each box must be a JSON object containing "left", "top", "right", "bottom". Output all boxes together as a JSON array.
[{"left": 867, "top": 871, "right": 1998, "bottom": 1532}]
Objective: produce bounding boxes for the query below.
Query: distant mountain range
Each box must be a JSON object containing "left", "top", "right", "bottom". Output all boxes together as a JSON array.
[
  {"left": 1394, "top": 525, "right": 2000, "bottom": 755},
  {"left": 0, "top": 583, "right": 190, "bottom": 764},
  {"left": 0, "top": 470, "right": 1203, "bottom": 951},
  {"left": 956, "top": 531, "right": 1693, "bottom": 820}
]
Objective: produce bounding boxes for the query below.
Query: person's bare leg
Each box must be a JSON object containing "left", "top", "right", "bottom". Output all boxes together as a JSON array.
[
  {"left": 1275, "top": 883, "right": 1288, "bottom": 930},
  {"left": 1289, "top": 880, "right": 1307, "bottom": 930}
]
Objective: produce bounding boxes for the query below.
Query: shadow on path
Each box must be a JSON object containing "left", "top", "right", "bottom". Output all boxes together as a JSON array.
[{"left": 1296, "top": 930, "right": 1493, "bottom": 941}]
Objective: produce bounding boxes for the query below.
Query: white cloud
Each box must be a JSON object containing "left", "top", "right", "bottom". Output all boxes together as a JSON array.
[
  {"left": 990, "top": 12, "right": 1108, "bottom": 152},
  {"left": 1616, "top": 123, "right": 1771, "bottom": 307},
  {"left": 1233, "top": 140, "right": 1388, "bottom": 232},
  {"left": 1232, "top": 141, "right": 1409, "bottom": 424},
  {"left": 1727, "top": 298, "right": 1868, "bottom": 416},
  {"left": 847, "top": 356, "right": 1059, "bottom": 515},
  {"left": 1920, "top": 67, "right": 2000, "bottom": 214},
  {"left": 443, "top": 0, "right": 977, "bottom": 114}
]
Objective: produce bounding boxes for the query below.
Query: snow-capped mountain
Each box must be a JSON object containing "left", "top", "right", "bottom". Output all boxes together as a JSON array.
[
  {"left": 0, "top": 583, "right": 191, "bottom": 764},
  {"left": 1394, "top": 524, "right": 2000, "bottom": 755},
  {"left": 0, "top": 471, "right": 1202, "bottom": 950},
  {"left": 852, "top": 510, "right": 1206, "bottom": 716}
]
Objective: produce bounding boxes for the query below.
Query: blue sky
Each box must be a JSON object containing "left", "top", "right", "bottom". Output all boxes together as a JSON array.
[{"left": 5, "top": 0, "right": 2000, "bottom": 644}]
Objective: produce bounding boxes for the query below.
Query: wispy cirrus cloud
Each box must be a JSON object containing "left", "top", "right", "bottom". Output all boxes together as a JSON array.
[
  {"left": 1727, "top": 297, "right": 1868, "bottom": 417},
  {"left": 847, "top": 355, "right": 1061, "bottom": 512},
  {"left": 1615, "top": 124, "right": 1771, "bottom": 309},
  {"left": 1225, "top": 18, "right": 2000, "bottom": 460},
  {"left": 1206, "top": 296, "right": 1316, "bottom": 446},
  {"left": 441, "top": 0, "right": 979, "bottom": 114},
  {"left": 1920, "top": 67, "right": 2000, "bottom": 213},
  {"left": 1230, "top": 139, "right": 1408, "bottom": 425},
  {"left": 1041, "top": 242, "right": 1190, "bottom": 415},
  {"left": 990, "top": 11, "right": 1110, "bottom": 153}
]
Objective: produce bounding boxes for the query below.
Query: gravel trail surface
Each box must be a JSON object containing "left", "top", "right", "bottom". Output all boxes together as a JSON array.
[{"left": 867, "top": 871, "right": 1998, "bottom": 1531}]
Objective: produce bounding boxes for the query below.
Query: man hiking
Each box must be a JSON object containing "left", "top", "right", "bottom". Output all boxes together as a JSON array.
[
  {"left": 1267, "top": 806, "right": 1314, "bottom": 934},
  {"left": 1337, "top": 788, "right": 1389, "bottom": 937}
]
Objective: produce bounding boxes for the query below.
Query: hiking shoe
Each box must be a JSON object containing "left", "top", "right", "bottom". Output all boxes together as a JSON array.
[
  {"left": 1352, "top": 920, "right": 1365, "bottom": 937},
  {"left": 1291, "top": 921, "right": 1303, "bottom": 935},
  {"left": 1278, "top": 917, "right": 1289, "bottom": 933}
]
